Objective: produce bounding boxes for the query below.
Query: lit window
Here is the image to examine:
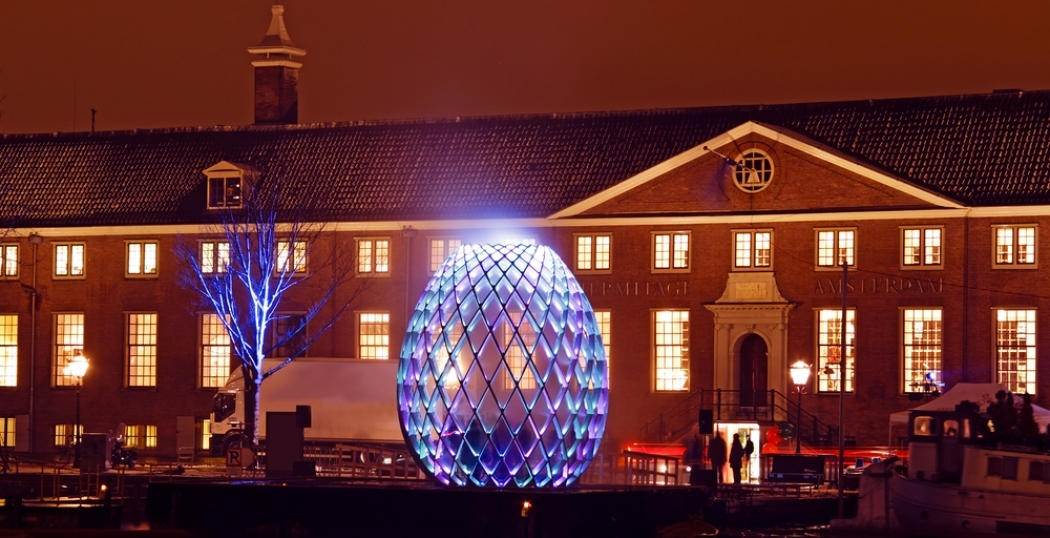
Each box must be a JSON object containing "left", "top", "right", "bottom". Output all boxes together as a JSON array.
[
  {"left": 816, "top": 229, "right": 855, "bottom": 268},
  {"left": 817, "top": 309, "right": 855, "bottom": 393},
  {"left": 145, "top": 424, "right": 158, "bottom": 449},
  {"left": 902, "top": 227, "right": 943, "bottom": 268},
  {"left": 0, "top": 244, "right": 17, "bottom": 278},
  {"left": 903, "top": 309, "right": 942, "bottom": 393},
  {"left": 595, "top": 310, "right": 610, "bottom": 386},
  {"left": 358, "top": 238, "right": 390, "bottom": 274},
  {"left": 53, "top": 313, "right": 84, "bottom": 387},
  {"left": 654, "top": 310, "right": 689, "bottom": 391},
  {"left": 54, "top": 424, "right": 81, "bottom": 447},
  {"left": 201, "top": 313, "right": 231, "bottom": 388},
  {"left": 127, "top": 313, "right": 157, "bottom": 387},
  {"left": 429, "top": 238, "right": 462, "bottom": 272},
  {"left": 202, "top": 420, "right": 211, "bottom": 451},
  {"left": 0, "top": 314, "right": 16, "bottom": 387},
  {"left": 200, "top": 241, "right": 231, "bottom": 274},
  {"left": 653, "top": 232, "right": 690, "bottom": 272},
  {"left": 276, "top": 240, "right": 307, "bottom": 274},
  {"left": 207, "top": 176, "right": 243, "bottom": 209},
  {"left": 734, "top": 230, "right": 772, "bottom": 269},
  {"left": 575, "top": 234, "right": 612, "bottom": 272},
  {"left": 124, "top": 424, "right": 142, "bottom": 449},
  {"left": 0, "top": 417, "right": 14, "bottom": 448},
  {"left": 994, "top": 226, "right": 1037, "bottom": 267},
  {"left": 503, "top": 312, "right": 537, "bottom": 390},
  {"left": 54, "top": 243, "right": 85, "bottom": 278},
  {"left": 126, "top": 241, "right": 158, "bottom": 277},
  {"left": 359, "top": 313, "right": 390, "bottom": 360},
  {"left": 268, "top": 313, "right": 307, "bottom": 359},
  {"left": 996, "top": 309, "right": 1036, "bottom": 394}
]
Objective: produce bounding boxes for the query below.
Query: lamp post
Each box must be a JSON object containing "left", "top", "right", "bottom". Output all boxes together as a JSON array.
[
  {"left": 65, "top": 350, "right": 88, "bottom": 468},
  {"left": 790, "top": 361, "right": 811, "bottom": 454}
]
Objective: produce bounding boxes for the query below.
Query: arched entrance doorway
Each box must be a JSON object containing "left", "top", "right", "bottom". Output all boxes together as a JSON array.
[{"left": 739, "top": 334, "right": 768, "bottom": 407}]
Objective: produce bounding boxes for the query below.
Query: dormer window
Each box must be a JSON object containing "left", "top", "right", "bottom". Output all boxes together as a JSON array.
[
  {"left": 202, "top": 161, "right": 254, "bottom": 211},
  {"left": 208, "top": 176, "right": 242, "bottom": 209}
]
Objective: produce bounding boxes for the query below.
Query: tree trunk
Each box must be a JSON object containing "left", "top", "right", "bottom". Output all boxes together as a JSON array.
[{"left": 244, "top": 367, "right": 262, "bottom": 451}]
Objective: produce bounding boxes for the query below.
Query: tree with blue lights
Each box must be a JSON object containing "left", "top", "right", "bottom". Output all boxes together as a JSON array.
[{"left": 177, "top": 180, "right": 368, "bottom": 451}]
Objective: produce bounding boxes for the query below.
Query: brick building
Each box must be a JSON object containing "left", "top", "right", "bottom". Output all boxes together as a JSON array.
[{"left": 2, "top": 6, "right": 1050, "bottom": 461}]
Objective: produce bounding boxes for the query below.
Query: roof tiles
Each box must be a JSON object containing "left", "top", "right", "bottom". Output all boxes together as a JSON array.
[{"left": 2, "top": 90, "right": 1050, "bottom": 227}]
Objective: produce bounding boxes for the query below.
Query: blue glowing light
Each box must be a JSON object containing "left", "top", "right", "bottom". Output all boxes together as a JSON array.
[{"left": 398, "top": 244, "right": 609, "bottom": 488}]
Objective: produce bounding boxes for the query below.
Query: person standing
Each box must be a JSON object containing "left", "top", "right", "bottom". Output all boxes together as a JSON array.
[
  {"left": 709, "top": 431, "right": 728, "bottom": 484},
  {"left": 729, "top": 433, "right": 745, "bottom": 485}
]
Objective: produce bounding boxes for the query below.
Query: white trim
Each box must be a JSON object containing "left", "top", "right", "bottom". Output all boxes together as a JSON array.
[
  {"left": 10, "top": 204, "right": 1050, "bottom": 240},
  {"left": 550, "top": 121, "right": 964, "bottom": 218},
  {"left": 251, "top": 59, "right": 304, "bottom": 69}
]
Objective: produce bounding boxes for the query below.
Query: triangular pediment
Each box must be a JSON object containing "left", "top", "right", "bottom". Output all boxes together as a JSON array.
[
  {"left": 202, "top": 160, "right": 255, "bottom": 176},
  {"left": 550, "top": 122, "right": 964, "bottom": 219}
]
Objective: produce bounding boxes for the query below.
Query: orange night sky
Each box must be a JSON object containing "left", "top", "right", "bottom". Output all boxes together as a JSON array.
[{"left": 2, "top": 0, "right": 1050, "bottom": 134}]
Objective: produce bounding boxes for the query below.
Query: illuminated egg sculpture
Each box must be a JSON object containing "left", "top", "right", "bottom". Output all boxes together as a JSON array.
[{"left": 398, "top": 244, "right": 609, "bottom": 488}]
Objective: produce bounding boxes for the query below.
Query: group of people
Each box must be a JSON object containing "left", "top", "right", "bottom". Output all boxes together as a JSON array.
[
  {"left": 707, "top": 431, "right": 753, "bottom": 485},
  {"left": 984, "top": 390, "right": 1041, "bottom": 446}
]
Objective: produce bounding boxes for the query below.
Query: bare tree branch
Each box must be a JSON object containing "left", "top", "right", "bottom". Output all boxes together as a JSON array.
[{"left": 176, "top": 176, "right": 370, "bottom": 448}]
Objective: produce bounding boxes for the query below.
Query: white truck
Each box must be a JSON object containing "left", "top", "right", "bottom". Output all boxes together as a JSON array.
[{"left": 210, "top": 358, "right": 404, "bottom": 455}]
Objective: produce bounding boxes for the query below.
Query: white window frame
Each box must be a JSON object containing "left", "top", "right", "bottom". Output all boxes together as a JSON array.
[
  {"left": 595, "top": 310, "right": 610, "bottom": 388},
  {"left": 357, "top": 238, "right": 391, "bottom": 275},
  {"left": 0, "top": 244, "right": 17, "bottom": 279},
  {"left": 429, "top": 238, "right": 462, "bottom": 272},
  {"left": 52, "top": 313, "right": 84, "bottom": 387},
  {"left": 574, "top": 233, "right": 612, "bottom": 273},
  {"left": 901, "top": 226, "right": 943, "bottom": 269},
  {"left": 200, "top": 240, "right": 231, "bottom": 275},
  {"left": 995, "top": 308, "right": 1037, "bottom": 395},
  {"left": 653, "top": 310, "right": 689, "bottom": 392},
  {"left": 276, "top": 240, "right": 308, "bottom": 275},
  {"left": 733, "top": 229, "right": 772, "bottom": 270},
  {"left": 816, "top": 229, "right": 856, "bottom": 269},
  {"left": 0, "top": 314, "right": 16, "bottom": 387},
  {"left": 358, "top": 312, "right": 390, "bottom": 360},
  {"left": 816, "top": 308, "right": 855, "bottom": 393},
  {"left": 200, "top": 313, "right": 231, "bottom": 389},
  {"left": 652, "top": 232, "right": 690, "bottom": 273},
  {"left": 126, "top": 240, "right": 159, "bottom": 278},
  {"left": 0, "top": 417, "right": 14, "bottom": 448},
  {"left": 993, "top": 225, "right": 1038, "bottom": 269},
  {"left": 902, "top": 308, "right": 942, "bottom": 394},
  {"left": 207, "top": 174, "right": 244, "bottom": 210},
  {"left": 53, "top": 243, "right": 86, "bottom": 279},
  {"left": 126, "top": 312, "right": 157, "bottom": 388}
]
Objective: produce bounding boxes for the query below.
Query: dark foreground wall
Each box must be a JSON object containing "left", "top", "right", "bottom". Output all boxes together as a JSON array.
[{"left": 146, "top": 479, "right": 708, "bottom": 538}]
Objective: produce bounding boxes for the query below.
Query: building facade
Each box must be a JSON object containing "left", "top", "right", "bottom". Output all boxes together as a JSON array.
[{"left": 2, "top": 7, "right": 1050, "bottom": 459}]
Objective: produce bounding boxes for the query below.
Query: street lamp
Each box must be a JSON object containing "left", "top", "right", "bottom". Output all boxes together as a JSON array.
[
  {"left": 790, "top": 361, "right": 811, "bottom": 454},
  {"left": 64, "top": 350, "right": 88, "bottom": 468}
]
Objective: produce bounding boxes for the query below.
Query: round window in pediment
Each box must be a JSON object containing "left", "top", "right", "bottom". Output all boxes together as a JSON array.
[{"left": 733, "top": 150, "right": 774, "bottom": 193}]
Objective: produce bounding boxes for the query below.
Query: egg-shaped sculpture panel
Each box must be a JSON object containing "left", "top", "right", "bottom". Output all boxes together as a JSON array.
[{"left": 398, "top": 244, "right": 609, "bottom": 488}]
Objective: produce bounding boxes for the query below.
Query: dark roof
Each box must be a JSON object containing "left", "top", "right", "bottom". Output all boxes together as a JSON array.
[{"left": 3, "top": 90, "right": 1050, "bottom": 227}]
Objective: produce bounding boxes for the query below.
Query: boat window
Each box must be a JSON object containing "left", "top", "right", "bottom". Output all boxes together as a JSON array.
[
  {"left": 943, "top": 419, "right": 959, "bottom": 437},
  {"left": 988, "top": 457, "right": 1002, "bottom": 477},
  {"left": 1002, "top": 457, "right": 1019, "bottom": 480},
  {"left": 1029, "top": 461, "right": 1044, "bottom": 481},
  {"left": 913, "top": 416, "right": 936, "bottom": 436}
]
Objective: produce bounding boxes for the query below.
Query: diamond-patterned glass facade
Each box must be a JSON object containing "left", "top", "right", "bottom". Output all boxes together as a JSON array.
[{"left": 398, "top": 244, "right": 609, "bottom": 488}]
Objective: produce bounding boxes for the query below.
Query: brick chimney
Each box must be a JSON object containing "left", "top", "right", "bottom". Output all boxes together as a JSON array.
[{"left": 248, "top": 4, "right": 306, "bottom": 124}]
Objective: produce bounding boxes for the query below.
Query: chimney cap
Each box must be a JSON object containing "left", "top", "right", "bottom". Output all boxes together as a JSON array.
[{"left": 248, "top": 3, "right": 306, "bottom": 58}]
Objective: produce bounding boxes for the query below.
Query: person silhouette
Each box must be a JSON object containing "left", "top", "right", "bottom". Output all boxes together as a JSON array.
[
  {"left": 709, "top": 431, "right": 727, "bottom": 484},
  {"left": 729, "top": 433, "right": 745, "bottom": 485}
]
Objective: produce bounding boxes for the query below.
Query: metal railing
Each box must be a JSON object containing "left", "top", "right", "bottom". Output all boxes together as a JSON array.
[{"left": 640, "top": 389, "right": 840, "bottom": 448}]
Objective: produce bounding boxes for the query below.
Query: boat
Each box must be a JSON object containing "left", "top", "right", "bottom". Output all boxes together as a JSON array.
[{"left": 890, "top": 403, "right": 1050, "bottom": 537}]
